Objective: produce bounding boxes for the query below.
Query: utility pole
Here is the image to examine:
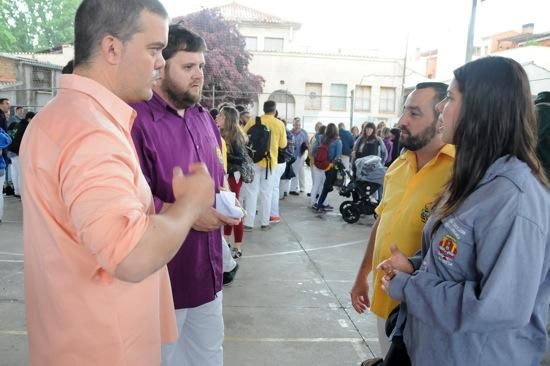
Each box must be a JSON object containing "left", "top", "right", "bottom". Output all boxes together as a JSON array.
[
  {"left": 465, "top": 0, "right": 478, "bottom": 62},
  {"left": 401, "top": 33, "right": 409, "bottom": 106},
  {"left": 212, "top": 85, "right": 216, "bottom": 108},
  {"left": 350, "top": 89, "right": 354, "bottom": 129}
]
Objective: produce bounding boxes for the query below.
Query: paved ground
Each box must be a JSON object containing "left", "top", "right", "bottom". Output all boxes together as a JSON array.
[
  {"left": 2, "top": 178, "right": 549, "bottom": 365},
  {"left": 0, "top": 188, "right": 383, "bottom": 366}
]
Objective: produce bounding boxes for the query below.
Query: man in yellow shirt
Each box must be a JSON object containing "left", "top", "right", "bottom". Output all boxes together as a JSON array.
[
  {"left": 241, "top": 100, "right": 287, "bottom": 230},
  {"left": 350, "top": 82, "right": 454, "bottom": 363}
]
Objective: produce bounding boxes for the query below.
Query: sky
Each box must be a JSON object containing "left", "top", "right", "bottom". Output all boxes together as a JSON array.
[{"left": 160, "top": 0, "right": 550, "bottom": 58}]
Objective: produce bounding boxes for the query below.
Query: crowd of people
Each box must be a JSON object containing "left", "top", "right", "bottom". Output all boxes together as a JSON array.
[{"left": 1, "top": 1, "right": 550, "bottom": 366}]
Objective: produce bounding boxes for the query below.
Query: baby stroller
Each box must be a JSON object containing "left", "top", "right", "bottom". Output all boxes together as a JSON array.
[{"left": 338, "top": 156, "right": 386, "bottom": 224}]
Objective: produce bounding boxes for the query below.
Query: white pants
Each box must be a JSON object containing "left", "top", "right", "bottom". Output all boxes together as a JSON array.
[
  {"left": 242, "top": 165, "right": 274, "bottom": 227},
  {"left": 162, "top": 292, "right": 224, "bottom": 366},
  {"left": 270, "top": 162, "right": 286, "bottom": 217},
  {"left": 222, "top": 236, "right": 236, "bottom": 272},
  {"left": 376, "top": 316, "right": 391, "bottom": 357},
  {"left": 8, "top": 154, "right": 19, "bottom": 196},
  {"left": 0, "top": 172, "right": 5, "bottom": 220},
  {"left": 341, "top": 155, "right": 350, "bottom": 171},
  {"left": 290, "top": 155, "right": 305, "bottom": 192},
  {"left": 309, "top": 166, "right": 326, "bottom": 206}
]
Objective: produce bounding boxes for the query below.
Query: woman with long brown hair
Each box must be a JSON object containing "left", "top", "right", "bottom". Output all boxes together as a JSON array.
[
  {"left": 378, "top": 56, "right": 550, "bottom": 365},
  {"left": 217, "top": 105, "right": 248, "bottom": 258}
]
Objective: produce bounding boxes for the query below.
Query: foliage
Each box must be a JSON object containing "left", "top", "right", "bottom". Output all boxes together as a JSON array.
[
  {"left": 177, "top": 9, "right": 264, "bottom": 109},
  {"left": 0, "top": 0, "right": 79, "bottom": 52}
]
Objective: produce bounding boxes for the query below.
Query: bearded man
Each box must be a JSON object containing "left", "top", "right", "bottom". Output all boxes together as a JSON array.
[
  {"left": 131, "top": 24, "right": 239, "bottom": 366},
  {"left": 350, "top": 82, "right": 455, "bottom": 365}
]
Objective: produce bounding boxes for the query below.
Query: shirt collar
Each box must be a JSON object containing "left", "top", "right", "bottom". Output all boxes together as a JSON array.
[
  {"left": 148, "top": 91, "right": 205, "bottom": 122},
  {"left": 59, "top": 74, "right": 136, "bottom": 132},
  {"left": 401, "top": 143, "right": 455, "bottom": 169}
]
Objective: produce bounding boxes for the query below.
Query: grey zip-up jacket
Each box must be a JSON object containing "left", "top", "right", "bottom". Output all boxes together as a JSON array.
[{"left": 389, "top": 155, "right": 550, "bottom": 366}]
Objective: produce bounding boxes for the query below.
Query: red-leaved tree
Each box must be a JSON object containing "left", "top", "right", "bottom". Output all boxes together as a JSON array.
[{"left": 174, "top": 9, "right": 264, "bottom": 109}]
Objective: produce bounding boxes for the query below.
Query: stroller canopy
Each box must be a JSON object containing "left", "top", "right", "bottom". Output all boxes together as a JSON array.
[{"left": 354, "top": 156, "right": 386, "bottom": 185}]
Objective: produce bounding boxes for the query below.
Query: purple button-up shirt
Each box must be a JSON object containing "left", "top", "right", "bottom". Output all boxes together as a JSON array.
[{"left": 131, "top": 93, "right": 224, "bottom": 309}]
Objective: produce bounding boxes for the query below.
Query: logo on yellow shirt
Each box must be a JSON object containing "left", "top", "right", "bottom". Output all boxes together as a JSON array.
[
  {"left": 437, "top": 234, "right": 458, "bottom": 265},
  {"left": 420, "top": 204, "right": 432, "bottom": 223}
]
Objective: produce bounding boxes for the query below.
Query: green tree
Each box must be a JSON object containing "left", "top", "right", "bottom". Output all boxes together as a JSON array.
[
  {"left": 0, "top": 0, "right": 79, "bottom": 52},
  {"left": 178, "top": 9, "right": 264, "bottom": 109}
]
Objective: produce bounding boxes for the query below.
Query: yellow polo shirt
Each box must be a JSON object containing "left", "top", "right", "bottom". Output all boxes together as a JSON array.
[
  {"left": 243, "top": 114, "right": 287, "bottom": 169},
  {"left": 370, "top": 144, "right": 455, "bottom": 319}
]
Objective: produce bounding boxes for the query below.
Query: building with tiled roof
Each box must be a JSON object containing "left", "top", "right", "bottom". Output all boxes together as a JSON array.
[{"left": 175, "top": 2, "right": 424, "bottom": 129}]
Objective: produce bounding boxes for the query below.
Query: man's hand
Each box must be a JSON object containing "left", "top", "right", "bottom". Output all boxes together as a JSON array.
[
  {"left": 172, "top": 164, "right": 214, "bottom": 212},
  {"left": 376, "top": 244, "right": 414, "bottom": 275},
  {"left": 192, "top": 207, "right": 241, "bottom": 232},
  {"left": 350, "top": 273, "right": 370, "bottom": 314}
]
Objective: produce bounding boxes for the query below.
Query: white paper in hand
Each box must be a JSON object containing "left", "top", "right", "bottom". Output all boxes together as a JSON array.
[{"left": 215, "top": 191, "right": 244, "bottom": 219}]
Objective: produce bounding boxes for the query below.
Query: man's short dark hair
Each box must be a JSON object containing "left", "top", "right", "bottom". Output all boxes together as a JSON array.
[
  {"left": 74, "top": 0, "right": 168, "bottom": 67},
  {"left": 0, "top": 98, "right": 9, "bottom": 104},
  {"left": 163, "top": 22, "right": 207, "bottom": 61},
  {"left": 15, "top": 106, "right": 23, "bottom": 111},
  {"left": 263, "top": 100, "right": 276, "bottom": 114},
  {"left": 416, "top": 82, "right": 448, "bottom": 110}
]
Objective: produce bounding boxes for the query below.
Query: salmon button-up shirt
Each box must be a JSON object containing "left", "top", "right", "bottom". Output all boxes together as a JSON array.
[{"left": 20, "top": 74, "right": 177, "bottom": 366}]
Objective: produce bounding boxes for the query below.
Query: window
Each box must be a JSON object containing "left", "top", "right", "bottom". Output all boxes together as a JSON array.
[
  {"left": 264, "top": 37, "right": 284, "bottom": 52},
  {"left": 32, "top": 66, "right": 52, "bottom": 91},
  {"left": 354, "top": 85, "right": 371, "bottom": 111},
  {"left": 244, "top": 36, "right": 257, "bottom": 51},
  {"left": 379, "top": 87, "right": 396, "bottom": 113},
  {"left": 305, "top": 82, "right": 322, "bottom": 110},
  {"left": 330, "top": 83, "right": 347, "bottom": 111}
]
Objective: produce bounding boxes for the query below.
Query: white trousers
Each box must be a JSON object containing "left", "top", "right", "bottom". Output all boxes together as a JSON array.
[
  {"left": 242, "top": 165, "right": 274, "bottom": 227},
  {"left": 0, "top": 173, "right": 5, "bottom": 220},
  {"left": 270, "top": 162, "right": 286, "bottom": 217},
  {"left": 290, "top": 155, "right": 305, "bottom": 192},
  {"left": 376, "top": 316, "right": 391, "bottom": 357},
  {"left": 8, "top": 154, "right": 19, "bottom": 195},
  {"left": 309, "top": 166, "right": 326, "bottom": 206},
  {"left": 341, "top": 155, "right": 350, "bottom": 171},
  {"left": 222, "top": 236, "right": 236, "bottom": 272},
  {"left": 161, "top": 292, "right": 224, "bottom": 366}
]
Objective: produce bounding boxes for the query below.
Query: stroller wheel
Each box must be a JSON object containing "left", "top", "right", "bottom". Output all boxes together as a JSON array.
[
  {"left": 342, "top": 204, "right": 361, "bottom": 224},
  {"left": 339, "top": 200, "right": 354, "bottom": 215}
]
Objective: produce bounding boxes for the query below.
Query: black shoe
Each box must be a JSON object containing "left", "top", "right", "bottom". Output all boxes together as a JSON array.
[
  {"left": 289, "top": 191, "right": 299, "bottom": 196},
  {"left": 223, "top": 263, "right": 239, "bottom": 285},
  {"left": 361, "top": 358, "right": 383, "bottom": 366},
  {"left": 306, "top": 193, "right": 311, "bottom": 197}
]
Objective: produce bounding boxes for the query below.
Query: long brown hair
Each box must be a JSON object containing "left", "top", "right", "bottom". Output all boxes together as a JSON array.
[
  {"left": 219, "top": 106, "right": 246, "bottom": 151},
  {"left": 432, "top": 56, "right": 549, "bottom": 231}
]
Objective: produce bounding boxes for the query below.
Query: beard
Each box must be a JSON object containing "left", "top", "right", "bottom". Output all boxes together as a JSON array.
[
  {"left": 400, "top": 118, "right": 438, "bottom": 151},
  {"left": 161, "top": 76, "right": 201, "bottom": 110}
]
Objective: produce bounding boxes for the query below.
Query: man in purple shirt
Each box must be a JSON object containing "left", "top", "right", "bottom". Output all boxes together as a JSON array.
[{"left": 131, "top": 24, "right": 239, "bottom": 366}]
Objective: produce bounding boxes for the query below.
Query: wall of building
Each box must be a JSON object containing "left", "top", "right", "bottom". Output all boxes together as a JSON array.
[{"left": 247, "top": 51, "right": 406, "bottom": 131}]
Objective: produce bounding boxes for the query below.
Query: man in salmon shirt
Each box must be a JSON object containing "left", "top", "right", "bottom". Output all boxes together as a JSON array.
[{"left": 19, "top": 1, "right": 215, "bottom": 365}]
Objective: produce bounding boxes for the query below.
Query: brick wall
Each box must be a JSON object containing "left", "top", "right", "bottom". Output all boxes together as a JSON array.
[{"left": 0, "top": 57, "right": 17, "bottom": 81}]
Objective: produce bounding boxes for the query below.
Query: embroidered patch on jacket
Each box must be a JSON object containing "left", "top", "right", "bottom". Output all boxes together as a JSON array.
[
  {"left": 437, "top": 234, "right": 458, "bottom": 266},
  {"left": 420, "top": 204, "right": 431, "bottom": 223}
]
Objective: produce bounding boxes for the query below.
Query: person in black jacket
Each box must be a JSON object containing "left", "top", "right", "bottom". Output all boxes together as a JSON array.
[{"left": 7, "top": 111, "right": 35, "bottom": 198}]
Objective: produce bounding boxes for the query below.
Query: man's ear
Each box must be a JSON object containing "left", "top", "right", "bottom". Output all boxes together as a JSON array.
[{"left": 99, "top": 35, "right": 124, "bottom": 65}]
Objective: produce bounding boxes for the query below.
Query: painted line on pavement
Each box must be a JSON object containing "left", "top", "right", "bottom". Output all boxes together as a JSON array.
[
  {"left": 243, "top": 239, "right": 364, "bottom": 259},
  {"left": 0, "top": 252, "right": 23, "bottom": 256},
  {"left": 0, "top": 330, "right": 27, "bottom": 336},
  {"left": 224, "top": 336, "right": 377, "bottom": 343},
  {"left": 0, "top": 259, "right": 24, "bottom": 263}
]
